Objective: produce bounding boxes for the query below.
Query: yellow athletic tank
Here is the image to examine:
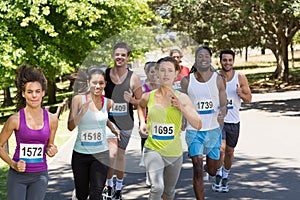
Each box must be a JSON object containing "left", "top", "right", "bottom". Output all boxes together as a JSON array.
[{"left": 145, "top": 90, "right": 183, "bottom": 157}]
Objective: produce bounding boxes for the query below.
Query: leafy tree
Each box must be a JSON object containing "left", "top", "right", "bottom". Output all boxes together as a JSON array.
[
  {"left": 237, "top": 0, "right": 300, "bottom": 81},
  {"left": 149, "top": 0, "right": 300, "bottom": 81},
  {"left": 0, "top": 0, "right": 158, "bottom": 104}
]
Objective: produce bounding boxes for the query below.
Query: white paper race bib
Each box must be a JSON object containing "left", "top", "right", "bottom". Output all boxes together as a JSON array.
[
  {"left": 173, "top": 81, "right": 182, "bottom": 90},
  {"left": 152, "top": 122, "right": 175, "bottom": 140},
  {"left": 196, "top": 99, "right": 214, "bottom": 114},
  {"left": 227, "top": 98, "right": 233, "bottom": 110},
  {"left": 81, "top": 129, "right": 103, "bottom": 146},
  {"left": 109, "top": 103, "right": 127, "bottom": 116},
  {"left": 19, "top": 143, "right": 44, "bottom": 163}
]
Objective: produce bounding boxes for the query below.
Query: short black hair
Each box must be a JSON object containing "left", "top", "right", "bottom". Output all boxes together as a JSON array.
[
  {"left": 220, "top": 49, "right": 235, "bottom": 61},
  {"left": 113, "top": 42, "right": 131, "bottom": 56}
]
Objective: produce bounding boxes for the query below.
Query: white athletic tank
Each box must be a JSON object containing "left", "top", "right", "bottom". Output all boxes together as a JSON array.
[
  {"left": 186, "top": 72, "right": 220, "bottom": 131},
  {"left": 224, "top": 71, "right": 241, "bottom": 123}
]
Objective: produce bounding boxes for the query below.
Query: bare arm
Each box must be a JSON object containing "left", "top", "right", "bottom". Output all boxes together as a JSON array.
[
  {"left": 125, "top": 73, "right": 143, "bottom": 108},
  {"left": 67, "top": 95, "right": 90, "bottom": 131},
  {"left": 0, "top": 114, "right": 25, "bottom": 171},
  {"left": 238, "top": 73, "right": 252, "bottom": 103},
  {"left": 137, "top": 92, "right": 150, "bottom": 135},
  {"left": 106, "top": 99, "right": 120, "bottom": 140},
  {"left": 46, "top": 113, "right": 58, "bottom": 157},
  {"left": 180, "top": 75, "right": 190, "bottom": 130},
  {"left": 171, "top": 93, "right": 202, "bottom": 130},
  {"left": 217, "top": 75, "right": 228, "bottom": 124},
  {"left": 180, "top": 75, "right": 190, "bottom": 94}
]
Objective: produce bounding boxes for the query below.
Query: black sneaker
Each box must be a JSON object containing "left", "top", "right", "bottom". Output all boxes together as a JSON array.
[
  {"left": 212, "top": 175, "right": 222, "bottom": 192},
  {"left": 221, "top": 178, "right": 229, "bottom": 193},
  {"left": 113, "top": 190, "right": 122, "bottom": 200}
]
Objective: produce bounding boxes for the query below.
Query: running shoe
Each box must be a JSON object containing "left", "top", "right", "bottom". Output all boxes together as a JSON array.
[
  {"left": 212, "top": 175, "right": 222, "bottom": 192},
  {"left": 113, "top": 190, "right": 122, "bottom": 200},
  {"left": 203, "top": 163, "right": 209, "bottom": 181},
  {"left": 146, "top": 173, "right": 151, "bottom": 187},
  {"left": 221, "top": 178, "right": 229, "bottom": 193},
  {"left": 72, "top": 189, "right": 77, "bottom": 200},
  {"left": 103, "top": 186, "right": 113, "bottom": 200},
  {"left": 139, "top": 157, "right": 145, "bottom": 167}
]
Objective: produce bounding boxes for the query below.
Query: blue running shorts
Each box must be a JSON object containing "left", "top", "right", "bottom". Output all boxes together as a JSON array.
[{"left": 185, "top": 127, "right": 222, "bottom": 160}]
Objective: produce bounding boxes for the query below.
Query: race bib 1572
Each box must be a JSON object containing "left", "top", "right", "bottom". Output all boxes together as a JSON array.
[{"left": 19, "top": 143, "right": 44, "bottom": 163}]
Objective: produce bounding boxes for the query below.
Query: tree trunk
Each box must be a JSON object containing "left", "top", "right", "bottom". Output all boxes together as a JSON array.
[
  {"left": 47, "top": 81, "right": 57, "bottom": 104},
  {"left": 291, "top": 42, "right": 295, "bottom": 68},
  {"left": 245, "top": 46, "right": 248, "bottom": 62},
  {"left": 271, "top": 51, "right": 283, "bottom": 80},
  {"left": 2, "top": 87, "right": 14, "bottom": 106},
  {"left": 282, "top": 42, "right": 289, "bottom": 82}
]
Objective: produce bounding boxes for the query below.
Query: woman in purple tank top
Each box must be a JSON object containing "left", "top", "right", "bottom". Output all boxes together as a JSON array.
[{"left": 0, "top": 65, "right": 58, "bottom": 200}]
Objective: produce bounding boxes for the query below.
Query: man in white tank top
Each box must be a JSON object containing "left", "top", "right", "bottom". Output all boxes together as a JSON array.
[
  {"left": 181, "top": 46, "right": 227, "bottom": 200},
  {"left": 212, "top": 49, "right": 252, "bottom": 193}
]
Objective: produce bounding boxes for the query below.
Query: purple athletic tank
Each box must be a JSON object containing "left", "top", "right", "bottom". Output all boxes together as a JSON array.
[{"left": 12, "top": 108, "right": 50, "bottom": 172}]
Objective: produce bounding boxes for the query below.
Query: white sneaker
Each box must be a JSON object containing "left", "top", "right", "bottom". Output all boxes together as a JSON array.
[
  {"left": 146, "top": 173, "right": 151, "bottom": 187},
  {"left": 139, "top": 157, "right": 145, "bottom": 167},
  {"left": 203, "top": 162, "right": 209, "bottom": 181},
  {"left": 72, "top": 189, "right": 77, "bottom": 200}
]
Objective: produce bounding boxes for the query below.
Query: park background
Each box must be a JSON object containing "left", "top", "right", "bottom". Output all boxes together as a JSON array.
[{"left": 0, "top": 0, "right": 300, "bottom": 199}]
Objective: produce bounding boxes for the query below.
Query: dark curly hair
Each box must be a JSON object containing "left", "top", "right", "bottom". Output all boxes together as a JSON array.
[{"left": 15, "top": 64, "right": 47, "bottom": 111}]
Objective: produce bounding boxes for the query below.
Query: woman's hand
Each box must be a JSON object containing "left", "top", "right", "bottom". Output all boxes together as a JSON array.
[
  {"left": 170, "top": 94, "right": 182, "bottom": 111},
  {"left": 139, "top": 123, "right": 148, "bottom": 137},
  {"left": 112, "top": 129, "right": 121, "bottom": 141},
  {"left": 13, "top": 160, "right": 26, "bottom": 172},
  {"left": 46, "top": 144, "right": 58, "bottom": 157}
]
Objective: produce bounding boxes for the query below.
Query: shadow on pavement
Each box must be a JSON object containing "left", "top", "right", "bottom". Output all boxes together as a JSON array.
[
  {"left": 241, "top": 98, "right": 300, "bottom": 117},
  {"left": 44, "top": 151, "right": 300, "bottom": 200},
  {"left": 123, "top": 151, "right": 300, "bottom": 200},
  {"left": 45, "top": 164, "right": 74, "bottom": 200}
]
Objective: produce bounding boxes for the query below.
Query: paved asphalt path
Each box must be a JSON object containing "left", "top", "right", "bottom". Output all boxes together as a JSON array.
[{"left": 45, "top": 87, "right": 300, "bottom": 200}]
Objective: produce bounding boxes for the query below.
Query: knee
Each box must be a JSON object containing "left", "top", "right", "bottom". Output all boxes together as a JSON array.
[
  {"left": 151, "top": 183, "right": 164, "bottom": 196},
  {"left": 207, "top": 168, "right": 217, "bottom": 176},
  {"left": 225, "top": 147, "right": 234, "bottom": 156},
  {"left": 220, "top": 145, "right": 226, "bottom": 155}
]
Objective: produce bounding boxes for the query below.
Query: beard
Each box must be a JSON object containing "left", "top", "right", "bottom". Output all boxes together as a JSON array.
[{"left": 222, "top": 66, "right": 231, "bottom": 72}]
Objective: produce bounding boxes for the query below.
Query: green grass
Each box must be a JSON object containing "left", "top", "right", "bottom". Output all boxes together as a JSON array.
[
  {"left": 246, "top": 66, "right": 300, "bottom": 84},
  {"left": 0, "top": 165, "right": 9, "bottom": 199}
]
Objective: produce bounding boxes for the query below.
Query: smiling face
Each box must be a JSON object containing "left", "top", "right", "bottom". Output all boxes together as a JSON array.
[
  {"left": 88, "top": 73, "right": 106, "bottom": 96},
  {"left": 113, "top": 48, "right": 130, "bottom": 68},
  {"left": 22, "top": 81, "right": 45, "bottom": 108},
  {"left": 195, "top": 48, "right": 212, "bottom": 72},
  {"left": 220, "top": 53, "right": 234, "bottom": 72}
]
